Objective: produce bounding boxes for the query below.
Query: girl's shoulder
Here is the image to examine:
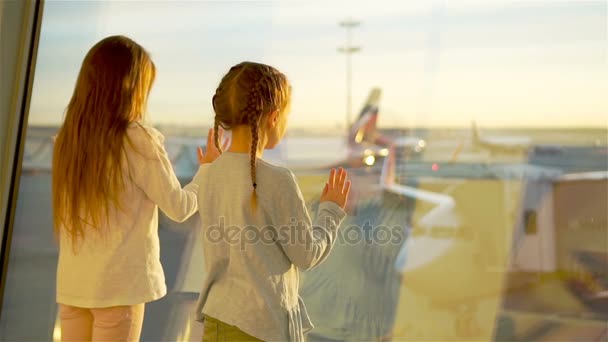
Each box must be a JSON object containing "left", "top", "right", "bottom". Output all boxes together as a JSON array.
[
  {"left": 257, "top": 159, "right": 299, "bottom": 188},
  {"left": 125, "top": 122, "right": 166, "bottom": 158},
  {"left": 127, "top": 122, "right": 165, "bottom": 144},
  {"left": 256, "top": 160, "right": 305, "bottom": 206}
]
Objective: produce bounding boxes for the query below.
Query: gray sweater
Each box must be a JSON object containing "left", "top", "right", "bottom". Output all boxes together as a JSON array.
[{"left": 193, "top": 151, "right": 346, "bottom": 341}]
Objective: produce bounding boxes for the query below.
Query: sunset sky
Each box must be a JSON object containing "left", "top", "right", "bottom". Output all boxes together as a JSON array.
[{"left": 29, "top": 0, "right": 607, "bottom": 128}]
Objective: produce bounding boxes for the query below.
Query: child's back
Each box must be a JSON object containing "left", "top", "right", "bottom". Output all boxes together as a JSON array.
[
  {"left": 52, "top": 35, "right": 225, "bottom": 342},
  {"left": 196, "top": 61, "right": 350, "bottom": 342},
  {"left": 195, "top": 152, "right": 346, "bottom": 341},
  {"left": 57, "top": 123, "right": 197, "bottom": 308}
]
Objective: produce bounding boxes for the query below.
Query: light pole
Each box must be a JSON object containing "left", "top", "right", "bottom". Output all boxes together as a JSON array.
[{"left": 338, "top": 19, "right": 360, "bottom": 136}]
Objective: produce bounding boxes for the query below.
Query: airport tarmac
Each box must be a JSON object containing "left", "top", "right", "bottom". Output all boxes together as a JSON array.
[{"left": 1, "top": 126, "right": 606, "bottom": 341}]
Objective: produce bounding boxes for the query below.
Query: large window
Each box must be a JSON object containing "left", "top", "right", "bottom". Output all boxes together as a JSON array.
[{"left": 1, "top": 1, "right": 606, "bottom": 341}]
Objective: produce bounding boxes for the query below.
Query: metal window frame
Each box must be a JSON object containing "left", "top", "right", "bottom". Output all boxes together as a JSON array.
[{"left": 0, "top": 0, "right": 45, "bottom": 318}]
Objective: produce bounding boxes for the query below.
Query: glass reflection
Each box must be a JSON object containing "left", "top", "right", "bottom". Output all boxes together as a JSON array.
[{"left": 1, "top": 1, "right": 606, "bottom": 341}]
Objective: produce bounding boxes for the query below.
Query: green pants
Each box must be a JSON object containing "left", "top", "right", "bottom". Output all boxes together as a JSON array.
[{"left": 202, "top": 315, "right": 263, "bottom": 342}]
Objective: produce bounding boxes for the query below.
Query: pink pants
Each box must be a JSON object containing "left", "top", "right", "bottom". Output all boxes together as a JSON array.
[{"left": 58, "top": 304, "right": 145, "bottom": 342}]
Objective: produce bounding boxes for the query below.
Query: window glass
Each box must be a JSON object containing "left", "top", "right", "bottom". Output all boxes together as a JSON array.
[{"left": 1, "top": 1, "right": 606, "bottom": 341}]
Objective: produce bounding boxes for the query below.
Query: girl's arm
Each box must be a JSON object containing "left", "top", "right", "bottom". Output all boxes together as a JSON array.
[
  {"left": 127, "top": 125, "right": 201, "bottom": 223},
  {"left": 273, "top": 168, "right": 350, "bottom": 270}
]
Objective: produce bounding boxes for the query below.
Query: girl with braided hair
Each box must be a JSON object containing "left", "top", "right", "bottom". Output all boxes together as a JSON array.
[{"left": 193, "top": 61, "right": 351, "bottom": 342}]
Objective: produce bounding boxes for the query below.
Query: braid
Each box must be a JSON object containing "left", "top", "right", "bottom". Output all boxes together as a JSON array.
[
  {"left": 212, "top": 62, "right": 289, "bottom": 212},
  {"left": 250, "top": 120, "right": 259, "bottom": 189},
  {"left": 213, "top": 118, "right": 222, "bottom": 153},
  {"left": 248, "top": 77, "right": 266, "bottom": 210}
]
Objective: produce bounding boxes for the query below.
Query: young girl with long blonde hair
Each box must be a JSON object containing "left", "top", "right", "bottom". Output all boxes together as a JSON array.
[
  {"left": 193, "top": 61, "right": 351, "bottom": 341},
  {"left": 52, "top": 35, "right": 222, "bottom": 341}
]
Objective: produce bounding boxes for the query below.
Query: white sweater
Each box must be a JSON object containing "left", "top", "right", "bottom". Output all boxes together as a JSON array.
[
  {"left": 56, "top": 123, "right": 201, "bottom": 308},
  {"left": 193, "top": 152, "right": 346, "bottom": 342}
]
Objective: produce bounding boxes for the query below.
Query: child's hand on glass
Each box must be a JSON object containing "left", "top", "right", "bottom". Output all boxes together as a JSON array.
[
  {"left": 320, "top": 167, "right": 351, "bottom": 209},
  {"left": 197, "top": 127, "right": 229, "bottom": 165}
]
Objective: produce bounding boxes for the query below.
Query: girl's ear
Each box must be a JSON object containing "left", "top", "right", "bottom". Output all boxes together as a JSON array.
[{"left": 267, "top": 110, "right": 279, "bottom": 128}]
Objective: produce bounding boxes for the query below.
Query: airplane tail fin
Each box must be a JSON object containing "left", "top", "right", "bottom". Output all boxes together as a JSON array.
[
  {"left": 471, "top": 120, "right": 481, "bottom": 145},
  {"left": 348, "top": 88, "right": 381, "bottom": 147}
]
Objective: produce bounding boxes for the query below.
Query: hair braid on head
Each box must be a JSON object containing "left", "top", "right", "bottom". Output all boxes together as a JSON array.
[
  {"left": 211, "top": 84, "right": 224, "bottom": 154},
  {"left": 213, "top": 117, "right": 222, "bottom": 154},
  {"left": 248, "top": 78, "right": 264, "bottom": 190},
  {"left": 210, "top": 63, "right": 246, "bottom": 157},
  {"left": 248, "top": 74, "right": 269, "bottom": 212}
]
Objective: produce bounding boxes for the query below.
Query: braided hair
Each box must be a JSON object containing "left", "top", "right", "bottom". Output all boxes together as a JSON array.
[{"left": 211, "top": 62, "right": 291, "bottom": 210}]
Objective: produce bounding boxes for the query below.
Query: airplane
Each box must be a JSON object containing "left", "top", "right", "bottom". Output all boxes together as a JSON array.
[
  {"left": 471, "top": 120, "right": 532, "bottom": 154},
  {"left": 255, "top": 88, "right": 426, "bottom": 171},
  {"left": 470, "top": 121, "right": 567, "bottom": 164},
  {"left": 345, "top": 88, "right": 426, "bottom": 168}
]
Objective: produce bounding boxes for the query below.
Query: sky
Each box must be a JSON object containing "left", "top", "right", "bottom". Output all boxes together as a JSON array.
[{"left": 28, "top": 0, "right": 607, "bottom": 128}]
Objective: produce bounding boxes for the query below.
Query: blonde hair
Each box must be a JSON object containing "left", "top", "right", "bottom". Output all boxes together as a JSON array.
[
  {"left": 212, "top": 62, "right": 291, "bottom": 209},
  {"left": 52, "top": 35, "right": 156, "bottom": 245}
]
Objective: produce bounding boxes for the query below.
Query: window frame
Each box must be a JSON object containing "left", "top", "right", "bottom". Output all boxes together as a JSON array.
[{"left": 0, "top": 0, "right": 45, "bottom": 318}]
